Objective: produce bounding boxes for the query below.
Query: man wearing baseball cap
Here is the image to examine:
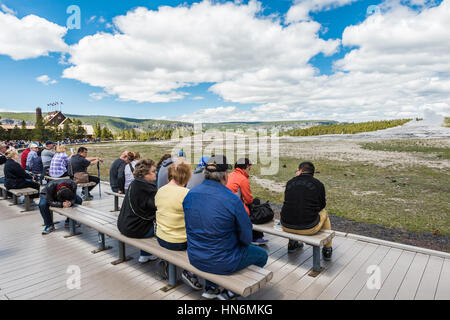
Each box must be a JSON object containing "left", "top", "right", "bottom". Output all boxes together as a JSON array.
[{"left": 183, "top": 155, "right": 268, "bottom": 300}]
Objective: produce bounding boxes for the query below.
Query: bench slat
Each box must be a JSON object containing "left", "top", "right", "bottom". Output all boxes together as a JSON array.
[
  {"left": 252, "top": 221, "right": 335, "bottom": 247},
  {"left": 7, "top": 188, "right": 39, "bottom": 196}
]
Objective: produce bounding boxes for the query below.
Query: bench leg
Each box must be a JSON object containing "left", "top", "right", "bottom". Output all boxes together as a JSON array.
[
  {"left": 12, "top": 194, "right": 18, "bottom": 205},
  {"left": 160, "top": 263, "right": 179, "bottom": 292},
  {"left": 111, "top": 241, "right": 132, "bottom": 265},
  {"left": 111, "top": 196, "right": 119, "bottom": 212},
  {"left": 21, "top": 195, "right": 31, "bottom": 212},
  {"left": 91, "top": 232, "right": 112, "bottom": 254},
  {"left": 64, "top": 218, "right": 82, "bottom": 238},
  {"left": 308, "top": 246, "right": 323, "bottom": 277}
]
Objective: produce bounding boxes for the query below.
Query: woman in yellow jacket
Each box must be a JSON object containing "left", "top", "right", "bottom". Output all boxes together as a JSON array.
[{"left": 155, "top": 158, "right": 202, "bottom": 290}]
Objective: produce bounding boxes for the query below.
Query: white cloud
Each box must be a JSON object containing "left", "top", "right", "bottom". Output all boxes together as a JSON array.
[
  {"left": 286, "top": 0, "right": 358, "bottom": 23},
  {"left": 63, "top": 0, "right": 339, "bottom": 103},
  {"left": 191, "top": 96, "right": 205, "bottom": 100},
  {"left": 36, "top": 75, "right": 57, "bottom": 85},
  {"left": 89, "top": 92, "right": 109, "bottom": 100},
  {"left": 1, "top": 3, "right": 17, "bottom": 15},
  {"left": 60, "top": 0, "right": 450, "bottom": 122},
  {"left": 0, "top": 11, "right": 68, "bottom": 60}
]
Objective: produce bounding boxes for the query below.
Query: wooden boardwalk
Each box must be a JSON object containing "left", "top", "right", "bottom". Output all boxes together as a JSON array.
[{"left": 0, "top": 183, "right": 448, "bottom": 300}]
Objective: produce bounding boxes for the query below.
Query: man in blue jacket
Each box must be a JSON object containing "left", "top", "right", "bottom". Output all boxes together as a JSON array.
[{"left": 183, "top": 155, "right": 268, "bottom": 300}]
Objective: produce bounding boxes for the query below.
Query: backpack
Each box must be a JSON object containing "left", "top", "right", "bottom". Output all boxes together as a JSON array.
[{"left": 249, "top": 199, "right": 274, "bottom": 224}]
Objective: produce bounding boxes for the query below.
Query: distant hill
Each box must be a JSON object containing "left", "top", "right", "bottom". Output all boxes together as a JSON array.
[
  {"left": 0, "top": 112, "right": 337, "bottom": 133},
  {"left": 0, "top": 112, "right": 192, "bottom": 132}
]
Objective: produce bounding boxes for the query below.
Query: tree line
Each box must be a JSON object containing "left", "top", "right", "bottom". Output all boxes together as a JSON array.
[
  {"left": 0, "top": 118, "right": 88, "bottom": 141},
  {"left": 283, "top": 119, "right": 412, "bottom": 136}
]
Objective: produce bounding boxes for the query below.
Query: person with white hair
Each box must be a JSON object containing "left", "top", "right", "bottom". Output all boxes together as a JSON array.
[
  {"left": 25, "top": 143, "right": 39, "bottom": 171},
  {"left": 4, "top": 149, "right": 40, "bottom": 197}
]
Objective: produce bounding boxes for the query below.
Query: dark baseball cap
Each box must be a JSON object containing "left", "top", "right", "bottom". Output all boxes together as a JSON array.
[
  {"left": 205, "top": 155, "right": 232, "bottom": 172},
  {"left": 45, "top": 140, "right": 55, "bottom": 146}
]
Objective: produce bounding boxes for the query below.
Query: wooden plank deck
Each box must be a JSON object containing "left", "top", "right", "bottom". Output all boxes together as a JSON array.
[{"left": 0, "top": 182, "right": 449, "bottom": 300}]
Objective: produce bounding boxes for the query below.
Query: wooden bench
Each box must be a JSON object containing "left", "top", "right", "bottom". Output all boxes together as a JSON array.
[
  {"left": 0, "top": 184, "right": 39, "bottom": 212},
  {"left": 252, "top": 220, "right": 335, "bottom": 276},
  {"left": 50, "top": 205, "right": 273, "bottom": 297},
  {"left": 105, "top": 191, "right": 125, "bottom": 211}
]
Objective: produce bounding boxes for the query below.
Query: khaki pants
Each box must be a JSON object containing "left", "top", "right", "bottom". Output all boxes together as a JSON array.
[{"left": 282, "top": 209, "right": 332, "bottom": 248}]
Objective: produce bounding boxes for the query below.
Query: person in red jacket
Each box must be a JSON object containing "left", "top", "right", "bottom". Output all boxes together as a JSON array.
[
  {"left": 20, "top": 146, "right": 30, "bottom": 170},
  {"left": 226, "top": 158, "right": 268, "bottom": 246}
]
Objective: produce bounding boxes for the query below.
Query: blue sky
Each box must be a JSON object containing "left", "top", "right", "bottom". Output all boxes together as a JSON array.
[{"left": 0, "top": 0, "right": 448, "bottom": 122}]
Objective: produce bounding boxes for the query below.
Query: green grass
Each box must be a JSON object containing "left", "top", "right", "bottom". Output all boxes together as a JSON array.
[
  {"left": 250, "top": 157, "right": 450, "bottom": 235},
  {"left": 82, "top": 141, "right": 450, "bottom": 236},
  {"left": 284, "top": 119, "right": 411, "bottom": 136},
  {"left": 361, "top": 140, "right": 450, "bottom": 160}
]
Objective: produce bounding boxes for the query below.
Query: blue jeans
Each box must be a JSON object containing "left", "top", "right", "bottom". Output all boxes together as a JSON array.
[
  {"left": 0, "top": 177, "right": 4, "bottom": 184},
  {"left": 157, "top": 236, "right": 187, "bottom": 251},
  {"left": 39, "top": 196, "right": 83, "bottom": 227},
  {"left": 205, "top": 245, "right": 268, "bottom": 289},
  {"left": 140, "top": 224, "right": 155, "bottom": 257}
]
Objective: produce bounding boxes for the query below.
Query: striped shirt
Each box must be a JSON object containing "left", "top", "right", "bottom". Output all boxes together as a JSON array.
[{"left": 49, "top": 153, "right": 70, "bottom": 177}]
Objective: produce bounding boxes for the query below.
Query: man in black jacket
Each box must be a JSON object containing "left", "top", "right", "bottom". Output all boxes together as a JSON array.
[
  {"left": 109, "top": 150, "right": 129, "bottom": 193},
  {"left": 39, "top": 179, "right": 82, "bottom": 235},
  {"left": 280, "top": 161, "right": 333, "bottom": 260}
]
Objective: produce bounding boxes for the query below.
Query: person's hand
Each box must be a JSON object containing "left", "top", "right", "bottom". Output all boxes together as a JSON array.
[
  {"left": 62, "top": 201, "right": 72, "bottom": 208},
  {"left": 98, "top": 157, "right": 104, "bottom": 163},
  {"left": 118, "top": 190, "right": 124, "bottom": 194}
]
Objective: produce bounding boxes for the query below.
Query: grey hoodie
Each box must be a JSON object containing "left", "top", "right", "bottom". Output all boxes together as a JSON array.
[
  {"left": 186, "top": 166, "right": 205, "bottom": 189},
  {"left": 157, "top": 158, "right": 173, "bottom": 189}
]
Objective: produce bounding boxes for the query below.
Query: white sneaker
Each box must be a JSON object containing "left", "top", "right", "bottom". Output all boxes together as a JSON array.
[{"left": 138, "top": 255, "right": 158, "bottom": 263}]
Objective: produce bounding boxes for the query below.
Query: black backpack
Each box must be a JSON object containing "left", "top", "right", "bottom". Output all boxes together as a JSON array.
[{"left": 249, "top": 199, "right": 274, "bottom": 224}]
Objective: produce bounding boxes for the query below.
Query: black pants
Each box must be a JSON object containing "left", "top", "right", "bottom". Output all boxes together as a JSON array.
[
  {"left": 87, "top": 175, "right": 100, "bottom": 192},
  {"left": 252, "top": 230, "right": 264, "bottom": 241}
]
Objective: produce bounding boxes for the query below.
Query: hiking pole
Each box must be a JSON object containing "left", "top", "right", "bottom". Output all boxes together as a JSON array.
[{"left": 97, "top": 161, "right": 102, "bottom": 198}]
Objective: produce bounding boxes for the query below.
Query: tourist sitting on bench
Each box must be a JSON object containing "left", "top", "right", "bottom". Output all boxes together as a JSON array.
[
  {"left": 183, "top": 155, "right": 268, "bottom": 300},
  {"left": 70, "top": 147, "right": 103, "bottom": 200},
  {"left": 117, "top": 159, "right": 158, "bottom": 263},
  {"left": 0, "top": 142, "right": 7, "bottom": 184},
  {"left": 186, "top": 156, "right": 210, "bottom": 189},
  {"left": 155, "top": 158, "right": 202, "bottom": 291},
  {"left": 280, "top": 161, "right": 333, "bottom": 260},
  {"left": 49, "top": 145, "right": 72, "bottom": 178},
  {"left": 226, "top": 157, "right": 268, "bottom": 246},
  {"left": 109, "top": 150, "right": 130, "bottom": 194},
  {"left": 4, "top": 149, "right": 40, "bottom": 198},
  {"left": 39, "top": 179, "right": 82, "bottom": 235}
]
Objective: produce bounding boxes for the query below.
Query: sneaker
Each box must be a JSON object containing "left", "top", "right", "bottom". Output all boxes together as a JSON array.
[
  {"left": 251, "top": 238, "right": 269, "bottom": 246},
  {"left": 322, "top": 247, "right": 333, "bottom": 261},
  {"left": 138, "top": 255, "right": 158, "bottom": 263},
  {"left": 288, "top": 241, "right": 304, "bottom": 253},
  {"left": 42, "top": 225, "right": 55, "bottom": 235},
  {"left": 218, "top": 289, "right": 239, "bottom": 300},
  {"left": 202, "top": 286, "right": 222, "bottom": 300},
  {"left": 182, "top": 270, "right": 203, "bottom": 291}
]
